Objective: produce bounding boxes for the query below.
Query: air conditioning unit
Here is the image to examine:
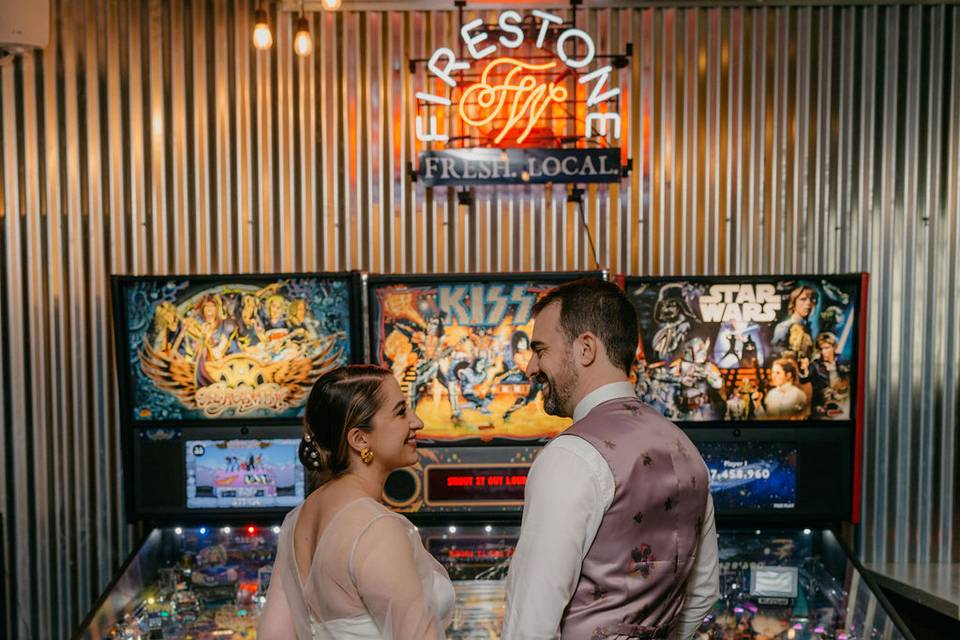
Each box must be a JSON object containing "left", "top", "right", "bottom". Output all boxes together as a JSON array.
[{"left": 0, "top": 0, "right": 50, "bottom": 51}]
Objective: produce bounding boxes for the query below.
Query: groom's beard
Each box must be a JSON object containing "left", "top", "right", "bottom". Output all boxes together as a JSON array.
[{"left": 537, "top": 362, "right": 577, "bottom": 418}]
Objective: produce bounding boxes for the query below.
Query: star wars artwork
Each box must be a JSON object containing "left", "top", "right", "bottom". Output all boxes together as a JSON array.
[
  {"left": 368, "top": 279, "right": 576, "bottom": 443},
  {"left": 120, "top": 277, "right": 353, "bottom": 421},
  {"left": 628, "top": 277, "right": 860, "bottom": 423}
]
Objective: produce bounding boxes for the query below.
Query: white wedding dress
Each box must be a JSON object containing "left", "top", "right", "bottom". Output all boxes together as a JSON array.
[{"left": 259, "top": 497, "right": 455, "bottom": 640}]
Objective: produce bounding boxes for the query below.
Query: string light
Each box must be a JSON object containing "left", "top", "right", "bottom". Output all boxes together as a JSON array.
[
  {"left": 293, "top": 12, "right": 313, "bottom": 57},
  {"left": 252, "top": 5, "right": 273, "bottom": 50}
]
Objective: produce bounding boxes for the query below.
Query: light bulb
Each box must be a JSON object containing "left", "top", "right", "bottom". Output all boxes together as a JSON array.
[
  {"left": 321, "top": 0, "right": 341, "bottom": 9},
  {"left": 253, "top": 9, "right": 273, "bottom": 50},
  {"left": 293, "top": 15, "right": 313, "bottom": 57}
]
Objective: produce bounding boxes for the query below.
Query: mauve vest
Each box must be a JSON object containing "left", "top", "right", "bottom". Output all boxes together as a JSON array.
[{"left": 559, "top": 396, "right": 709, "bottom": 640}]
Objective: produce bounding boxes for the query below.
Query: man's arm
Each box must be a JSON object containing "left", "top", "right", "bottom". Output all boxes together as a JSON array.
[
  {"left": 671, "top": 494, "right": 720, "bottom": 640},
  {"left": 503, "top": 439, "right": 609, "bottom": 639}
]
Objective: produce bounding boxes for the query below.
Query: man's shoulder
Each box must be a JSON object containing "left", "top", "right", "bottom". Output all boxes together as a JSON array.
[
  {"left": 542, "top": 432, "right": 602, "bottom": 460},
  {"left": 533, "top": 434, "right": 611, "bottom": 477},
  {"left": 534, "top": 434, "right": 614, "bottom": 502},
  {"left": 568, "top": 401, "right": 695, "bottom": 457}
]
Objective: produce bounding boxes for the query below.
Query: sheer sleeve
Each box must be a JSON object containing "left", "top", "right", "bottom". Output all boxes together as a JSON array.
[
  {"left": 349, "top": 514, "right": 448, "bottom": 640},
  {"left": 258, "top": 506, "right": 314, "bottom": 640},
  {"left": 257, "top": 558, "right": 297, "bottom": 640}
]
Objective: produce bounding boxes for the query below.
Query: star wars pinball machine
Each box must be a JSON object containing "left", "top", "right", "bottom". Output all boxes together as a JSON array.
[
  {"left": 366, "top": 271, "right": 603, "bottom": 639},
  {"left": 75, "top": 273, "right": 363, "bottom": 640},
  {"left": 622, "top": 274, "right": 912, "bottom": 640}
]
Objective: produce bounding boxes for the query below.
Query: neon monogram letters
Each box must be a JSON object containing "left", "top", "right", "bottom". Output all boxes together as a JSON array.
[{"left": 458, "top": 58, "right": 568, "bottom": 145}]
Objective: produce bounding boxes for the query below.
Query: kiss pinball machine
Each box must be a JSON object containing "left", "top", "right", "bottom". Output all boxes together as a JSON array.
[
  {"left": 366, "top": 271, "right": 604, "bottom": 639},
  {"left": 622, "top": 274, "right": 913, "bottom": 640},
  {"left": 75, "top": 273, "right": 363, "bottom": 640}
]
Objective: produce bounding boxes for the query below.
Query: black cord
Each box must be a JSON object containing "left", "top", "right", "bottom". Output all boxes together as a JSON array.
[{"left": 574, "top": 191, "right": 601, "bottom": 270}]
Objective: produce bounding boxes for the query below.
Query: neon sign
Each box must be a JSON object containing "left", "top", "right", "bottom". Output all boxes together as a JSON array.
[{"left": 414, "top": 9, "right": 624, "bottom": 146}]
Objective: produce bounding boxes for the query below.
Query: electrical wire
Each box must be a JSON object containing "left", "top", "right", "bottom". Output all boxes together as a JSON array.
[{"left": 576, "top": 193, "right": 601, "bottom": 270}]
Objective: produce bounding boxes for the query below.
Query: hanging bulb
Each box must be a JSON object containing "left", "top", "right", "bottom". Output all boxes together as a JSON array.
[
  {"left": 321, "top": 0, "right": 342, "bottom": 10},
  {"left": 293, "top": 14, "right": 313, "bottom": 57},
  {"left": 252, "top": 8, "right": 273, "bottom": 50}
]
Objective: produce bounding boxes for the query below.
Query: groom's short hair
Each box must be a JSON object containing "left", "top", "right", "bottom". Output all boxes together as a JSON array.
[{"left": 532, "top": 279, "right": 639, "bottom": 375}]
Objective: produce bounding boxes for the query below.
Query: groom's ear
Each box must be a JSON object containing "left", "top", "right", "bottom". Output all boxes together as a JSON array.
[{"left": 575, "top": 332, "right": 600, "bottom": 367}]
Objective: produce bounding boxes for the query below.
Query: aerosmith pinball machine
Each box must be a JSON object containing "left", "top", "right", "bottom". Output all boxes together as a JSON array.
[
  {"left": 622, "top": 274, "right": 913, "bottom": 640},
  {"left": 74, "top": 273, "right": 363, "bottom": 640},
  {"left": 366, "top": 271, "right": 604, "bottom": 639}
]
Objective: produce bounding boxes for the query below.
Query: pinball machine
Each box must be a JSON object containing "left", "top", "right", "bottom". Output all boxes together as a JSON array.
[
  {"left": 75, "top": 273, "right": 363, "bottom": 640},
  {"left": 367, "top": 271, "right": 603, "bottom": 638},
  {"left": 623, "top": 274, "right": 910, "bottom": 640}
]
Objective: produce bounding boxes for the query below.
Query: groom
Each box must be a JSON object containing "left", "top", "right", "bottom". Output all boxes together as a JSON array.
[{"left": 503, "top": 279, "right": 719, "bottom": 640}]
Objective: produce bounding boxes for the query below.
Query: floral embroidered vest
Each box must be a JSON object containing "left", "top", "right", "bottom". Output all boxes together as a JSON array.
[{"left": 559, "top": 397, "right": 709, "bottom": 640}]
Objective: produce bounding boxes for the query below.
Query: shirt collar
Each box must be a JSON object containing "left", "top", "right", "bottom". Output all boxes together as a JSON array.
[{"left": 573, "top": 381, "right": 636, "bottom": 422}]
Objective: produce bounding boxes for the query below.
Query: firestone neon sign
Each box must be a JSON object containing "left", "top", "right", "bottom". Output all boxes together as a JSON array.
[{"left": 415, "top": 9, "right": 622, "bottom": 145}]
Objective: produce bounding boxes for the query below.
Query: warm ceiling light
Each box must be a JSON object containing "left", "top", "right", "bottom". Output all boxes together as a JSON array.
[
  {"left": 293, "top": 14, "right": 313, "bottom": 57},
  {"left": 321, "top": 0, "right": 342, "bottom": 10},
  {"left": 252, "top": 8, "right": 273, "bottom": 50}
]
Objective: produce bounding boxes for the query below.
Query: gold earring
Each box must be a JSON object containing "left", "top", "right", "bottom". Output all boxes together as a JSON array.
[{"left": 360, "top": 447, "right": 374, "bottom": 464}]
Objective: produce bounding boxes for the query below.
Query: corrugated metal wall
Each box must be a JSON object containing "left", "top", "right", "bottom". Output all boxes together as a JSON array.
[{"left": 1, "top": 1, "right": 957, "bottom": 637}]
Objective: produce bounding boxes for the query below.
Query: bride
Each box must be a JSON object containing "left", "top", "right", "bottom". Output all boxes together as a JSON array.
[{"left": 258, "top": 365, "right": 455, "bottom": 639}]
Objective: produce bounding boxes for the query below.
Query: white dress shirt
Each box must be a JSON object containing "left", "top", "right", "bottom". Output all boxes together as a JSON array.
[{"left": 503, "top": 382, "right": 720, "bottom": 640}]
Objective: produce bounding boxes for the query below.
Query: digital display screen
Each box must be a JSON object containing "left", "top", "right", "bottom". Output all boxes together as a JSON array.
[
  {"left": 424, "top": 465, "right": 529, "bottom": 505},
  {"left": 117, "top": 275, "right": 354, "bottom": 422},
  {"left": 750, "top": 565, "right": 800, "bottom": 599},
  {"left": 627, "top": 276, "right": 860, "bottom": 423},
  {"left": 368, "top": 276, "right": 601, "bottom": 444},
  {"left": 425, "top": 536, "right": 517, "bottom": 566},
  {"left": 186, "top": 439, "right": 304, "bottom": 509},
  {"left": 698, "top": 442, "right": 797, "bottom": 511},
  {"left": 418, "top": 526, "right": 518, "bottom": 582}
]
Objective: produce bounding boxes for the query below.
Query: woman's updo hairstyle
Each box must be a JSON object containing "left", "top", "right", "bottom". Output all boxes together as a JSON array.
[{"left": 300, "top": 365, "right": 393, "bottom": 482}]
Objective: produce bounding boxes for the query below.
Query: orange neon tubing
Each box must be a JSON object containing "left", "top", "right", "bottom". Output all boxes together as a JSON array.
[{"left": 459, "top": 57, "right": 568, "bottom": 145}]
